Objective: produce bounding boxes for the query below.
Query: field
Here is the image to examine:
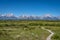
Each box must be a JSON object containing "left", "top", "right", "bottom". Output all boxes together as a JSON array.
[{"left": 0, "top": 20, "right": 60, "bottom": 40}]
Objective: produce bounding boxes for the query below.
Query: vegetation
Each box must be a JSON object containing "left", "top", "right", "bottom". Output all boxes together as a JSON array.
[
  {"left": 0, "top": 20, "right": 60, "bottom": 40},
  {"left": 45, "top": 26, "right": 60, "bottom": 40}
]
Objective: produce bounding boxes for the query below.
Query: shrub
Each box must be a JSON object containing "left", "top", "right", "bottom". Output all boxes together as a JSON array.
[{"left": 52, "top": 34, "right": 59, "bottom": 39}]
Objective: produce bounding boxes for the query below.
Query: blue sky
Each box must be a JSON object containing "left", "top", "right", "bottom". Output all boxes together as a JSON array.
[{"left": 0, "top": 0, "right": 60, "bottom": 16}]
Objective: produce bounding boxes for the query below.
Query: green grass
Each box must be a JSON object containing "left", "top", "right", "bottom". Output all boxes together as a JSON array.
[
  {"left": 0, "top": 26, "right": 49, "bottom": 40},
  {"left": 0, "top": 20, "right": 60, "bottom": 40},
  {"left": 44, "top": 26, "right": 60, "bottom": 40}
]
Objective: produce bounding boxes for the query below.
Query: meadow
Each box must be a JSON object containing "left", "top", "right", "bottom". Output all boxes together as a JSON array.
[{"left": 0, "top": 20, "right": 60, "bottom": 40}]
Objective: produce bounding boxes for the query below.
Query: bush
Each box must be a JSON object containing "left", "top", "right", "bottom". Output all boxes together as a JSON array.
[
  {"left": 52, "top": 34, "right": 59, "bottom": 39},
  {"left": 29, "top": 23, "right": 40, "bottom": 26}
]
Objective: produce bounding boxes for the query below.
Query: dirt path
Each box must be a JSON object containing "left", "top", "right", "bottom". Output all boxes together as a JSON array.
[{"left": 41, "top": 27, "right": 54, "bottom": 40}]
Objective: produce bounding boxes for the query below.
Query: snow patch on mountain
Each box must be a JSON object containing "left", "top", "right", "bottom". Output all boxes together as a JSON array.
[
  {"left": 43, "top": 14, "right": 53, "bottom": 17},
  {"left": 5, "top": 13, "right": 14, "bottom": 17}
]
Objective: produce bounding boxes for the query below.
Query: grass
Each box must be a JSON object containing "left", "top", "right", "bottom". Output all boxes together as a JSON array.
[
  {"left": 0, "top": 26, "right": 49, "bottom": 40},
  {"left": 45, "top": 26, "right": 60, "bottom": 40},
  {"left": 0, "top": 20, "right": 60, "bottom": 40}
]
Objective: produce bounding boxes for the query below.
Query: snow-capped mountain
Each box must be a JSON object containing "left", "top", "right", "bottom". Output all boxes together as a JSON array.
[
  {"left": 39, "top": 14, "right": 59, "bottom": 20},
  {"left": 0, "top": 14, "right": 60, "bottom": 20},
  {"left": 57, "top": 16, "right": 60, "bottom": 19},
  {"left": 0, "top": 14, "right": 18, "bottom": 20},
  {"left": 19, "top": 14, "right": 60, "bottom": 20}
]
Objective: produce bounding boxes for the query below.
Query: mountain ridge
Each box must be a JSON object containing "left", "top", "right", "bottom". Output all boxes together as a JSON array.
[{"left": 0, "top": 14, "right": 60, "bottom": 20}]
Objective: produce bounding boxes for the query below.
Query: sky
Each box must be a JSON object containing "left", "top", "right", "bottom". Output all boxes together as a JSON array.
[{"left": 0, "top": 0, "right": 60, "bottom": 16}]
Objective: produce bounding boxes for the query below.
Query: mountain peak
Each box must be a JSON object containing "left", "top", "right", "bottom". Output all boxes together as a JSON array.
[
  {"left": 43, "top": 14, "right": 52, "bottom": 17},
  {"left": 0, "top": 14, "right": 60, "bottom": 20},
  {"left": 5, "top": 13, "right": 14, "bottom": 17}
]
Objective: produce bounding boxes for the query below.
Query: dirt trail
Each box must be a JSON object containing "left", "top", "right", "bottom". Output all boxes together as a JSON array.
[{"left": 41, "top": 27, "right": 54, "bottom": 40}]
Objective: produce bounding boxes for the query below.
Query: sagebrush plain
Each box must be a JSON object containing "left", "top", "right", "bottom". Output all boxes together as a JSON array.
[{"left": 0, "top": 20, "right": 60, "bottom": 40}]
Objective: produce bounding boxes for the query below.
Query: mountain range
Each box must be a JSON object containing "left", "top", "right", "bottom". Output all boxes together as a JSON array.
[{"left": 0, "top": 14, "right": 60, "bottom": 20}]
